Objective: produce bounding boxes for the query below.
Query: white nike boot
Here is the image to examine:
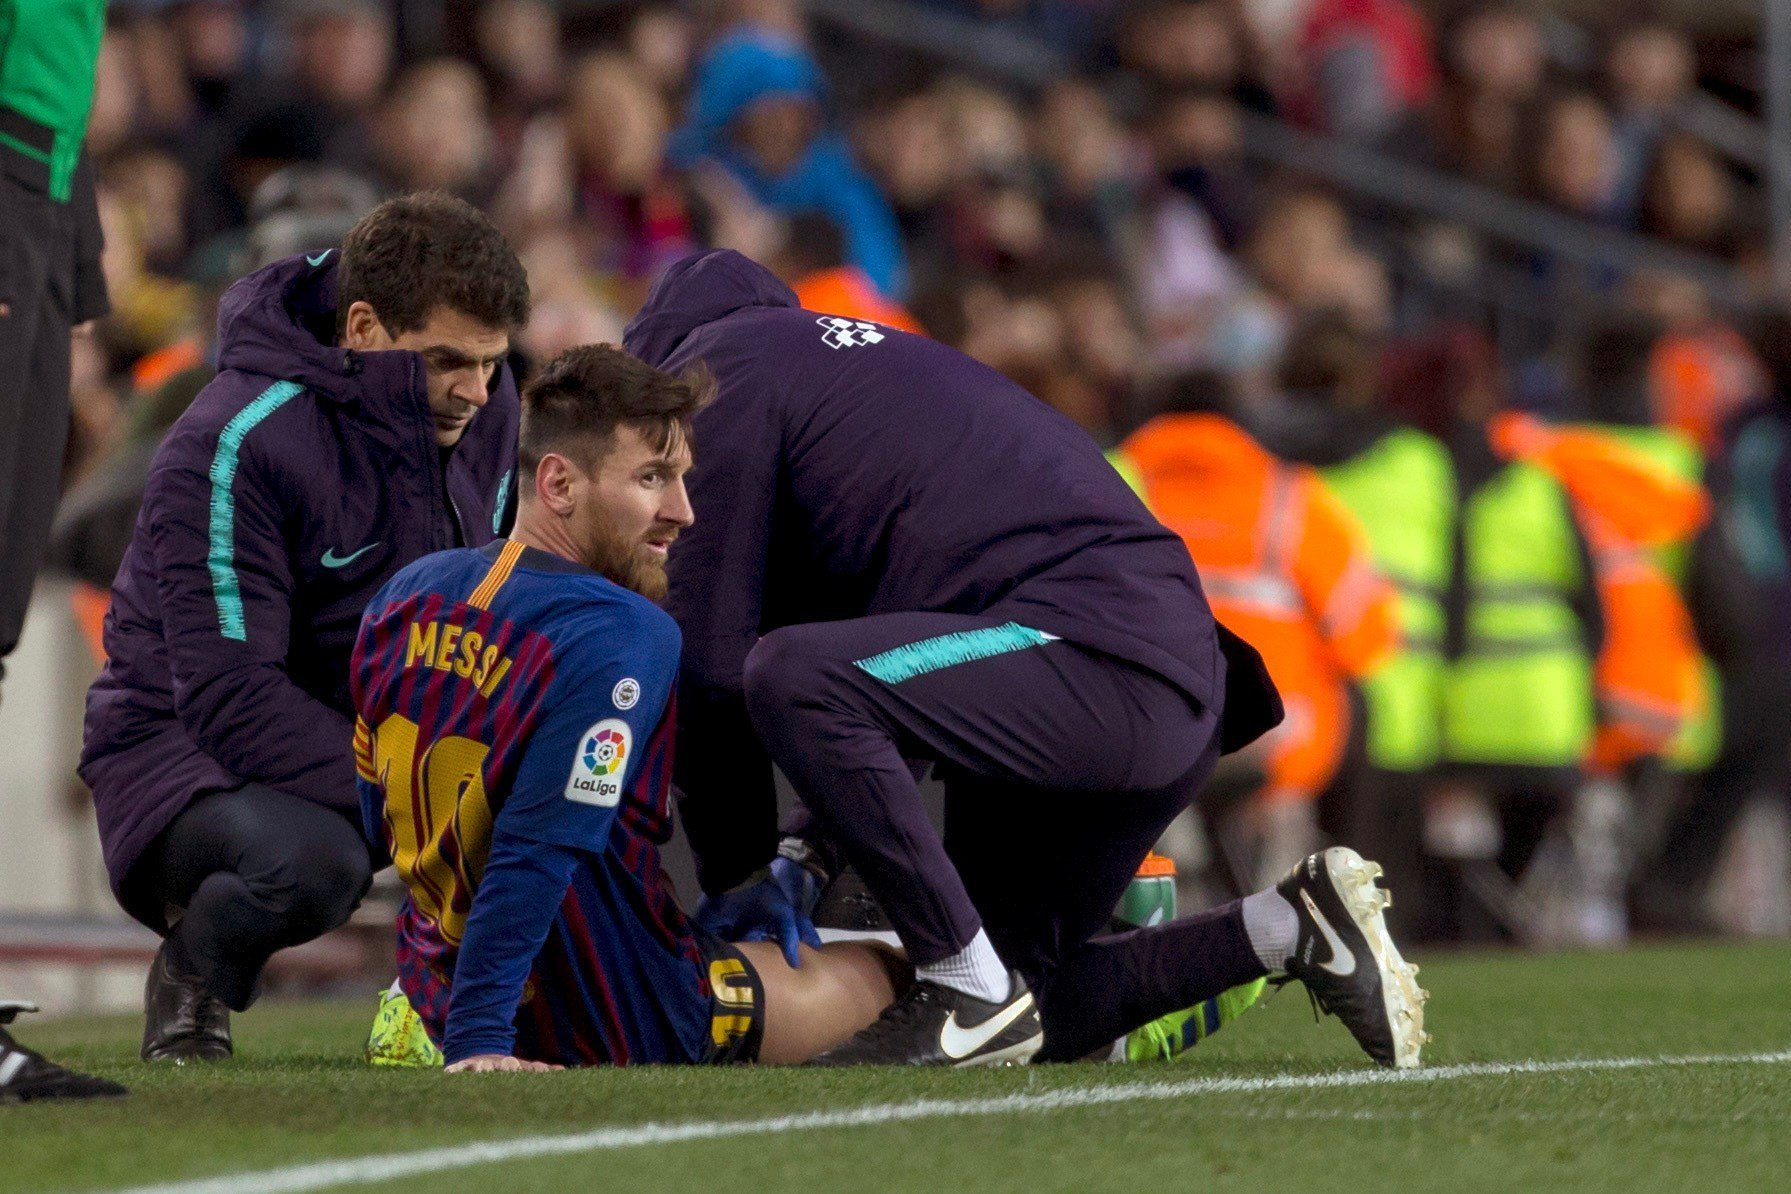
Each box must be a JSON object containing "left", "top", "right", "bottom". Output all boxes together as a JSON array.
[
  {"left": 1277, "top": 848, "right": 1429, "bottom": 1068},
  {"left": 806, "top": 969, "right": 1043, "bottom": 1067}
]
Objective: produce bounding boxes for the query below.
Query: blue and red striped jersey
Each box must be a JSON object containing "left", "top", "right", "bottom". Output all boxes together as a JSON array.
[{"left": 350, "top": 539, "right": 708, "bottom": 1065}]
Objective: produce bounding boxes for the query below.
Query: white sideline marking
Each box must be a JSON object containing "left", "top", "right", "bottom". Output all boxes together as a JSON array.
[{"left": 105, "top": 1050, "right": 1791, "bottom": 1194}]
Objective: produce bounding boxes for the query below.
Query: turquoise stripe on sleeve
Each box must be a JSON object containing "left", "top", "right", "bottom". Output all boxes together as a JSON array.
[
  {"left": 853, "top": 623, "right": 1058, "bottom": 684},
  {"left": 492, "top": 469, "right": 512, "bottom": 534},
  {"left": 208, "top": 381, "right": 304, "bottom": 641}
]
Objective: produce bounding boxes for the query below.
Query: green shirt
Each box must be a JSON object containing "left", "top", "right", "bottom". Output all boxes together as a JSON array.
[{"left": 0, "top": 0, "right": 107, "bottom": 202}]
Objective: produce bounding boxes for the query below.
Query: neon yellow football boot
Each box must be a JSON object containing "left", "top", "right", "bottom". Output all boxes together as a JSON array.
[
  {"left": 365, "top": 984, "right": 443, "bottom": 1068},
  {"left": 1123, "top": 977, "right": 1268, "bottom": 1063}
]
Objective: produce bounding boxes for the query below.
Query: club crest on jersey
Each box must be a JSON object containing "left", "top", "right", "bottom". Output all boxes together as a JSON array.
[
  {"left": 566, "top": 718, "right": 631, "bottom": 807},
  {"left": 817, "top": 315, "right": 885, "bottom": 350}
]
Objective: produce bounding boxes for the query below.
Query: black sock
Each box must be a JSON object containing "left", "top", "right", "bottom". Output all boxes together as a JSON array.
[
  {"left": 169, "top": 873, "right": 278, "bottom": 1011},
  {"left": 160, "top": 922, "right": 201, "bottom": 979},
  {"left": 1033, "top": 899, "right": 1267, "bottom": 1061}
]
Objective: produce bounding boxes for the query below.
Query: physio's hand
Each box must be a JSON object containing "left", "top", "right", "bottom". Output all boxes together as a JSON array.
[
  {"left": 696, "top": 857, "right": 823, "bottom": 968},
  {"left": 445, "top": 1054, "right": 562, "bottom": 1074}
]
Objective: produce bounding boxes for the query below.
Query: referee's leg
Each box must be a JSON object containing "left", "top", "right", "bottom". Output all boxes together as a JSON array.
[{"left": 0, "top": 208, "right": 66, "bottom": 680}]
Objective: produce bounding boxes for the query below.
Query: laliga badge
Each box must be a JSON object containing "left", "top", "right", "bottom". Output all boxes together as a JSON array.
[{"left": 566, "top": 718, "right": 631, "bottom": 806}]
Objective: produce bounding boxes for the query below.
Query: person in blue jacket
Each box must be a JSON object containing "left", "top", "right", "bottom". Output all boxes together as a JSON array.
[
  {"left": 624, "top": 251, "right": 1428, "bottom": 1070},
  {"left": 81, "top": 193, "right": 530, "bottom": 1064},
  {"left": 669, "top": 22, "right": 908, "bottom": 299}
]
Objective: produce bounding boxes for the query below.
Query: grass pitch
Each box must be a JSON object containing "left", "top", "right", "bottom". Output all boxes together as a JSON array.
[{"left": 8, "top": 941, "right": 1791, "bottom": 1193}]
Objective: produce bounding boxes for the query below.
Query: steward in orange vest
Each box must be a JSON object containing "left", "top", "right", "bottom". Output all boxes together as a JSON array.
[
  {"left": 1490, "top": 413, "right": 1709, "bottom": 774},
  {"left": 1116, "top": 386, "right": 1398, "bottom": 812}
]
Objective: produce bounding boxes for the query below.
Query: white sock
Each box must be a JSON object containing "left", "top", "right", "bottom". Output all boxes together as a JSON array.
[
  {"left": 1240, "top": 889, "right": 1300, "bottom": 972},
  {"left": 917, "top": 928, "right": 1012, "bottom": 1002}
]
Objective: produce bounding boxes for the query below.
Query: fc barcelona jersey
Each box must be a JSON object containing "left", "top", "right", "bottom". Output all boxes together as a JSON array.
[{"left": 350, "top": 539, "right": 708, "bottom": 1065}]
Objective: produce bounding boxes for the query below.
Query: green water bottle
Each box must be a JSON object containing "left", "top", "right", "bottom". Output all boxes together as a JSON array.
[{"left": 1116, "top": 852, "right": 1177, "bottom": 928}]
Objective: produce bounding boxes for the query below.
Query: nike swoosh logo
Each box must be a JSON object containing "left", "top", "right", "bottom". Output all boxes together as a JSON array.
[
  {"left": 321, "top": 544, "right": 378, "bottom": 569},
  {"left": 307, "top": 250, "right": 333, "bottom": 267},
  {"left": 939, "top": 990, "right": 1035, "bottom": 1061},
  {"left": 1300, "top": 888, "right": 1358, "bottom": 977}
]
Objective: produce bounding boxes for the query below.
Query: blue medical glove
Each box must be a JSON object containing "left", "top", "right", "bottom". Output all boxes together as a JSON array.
[{"left": 695, "top": 856, "right": 824, "bottom": 968}]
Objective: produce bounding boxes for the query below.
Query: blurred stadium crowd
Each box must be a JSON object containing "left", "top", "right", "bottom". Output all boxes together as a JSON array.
[{"left": 40, "top": 0, "right": 1791, "bottom": 947}]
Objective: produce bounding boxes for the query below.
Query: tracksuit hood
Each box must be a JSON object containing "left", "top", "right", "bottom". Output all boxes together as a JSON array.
[
  {"left": 624, "top": 249, "right": 799, "bottom": 367},
  {"left": 213, "top": 250, "right": 432, "bottom": 428}
]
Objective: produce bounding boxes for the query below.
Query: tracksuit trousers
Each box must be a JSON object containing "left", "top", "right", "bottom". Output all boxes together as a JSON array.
[
  {"left": 133, "top": 785, "right": 374, "bottom": 1010},
  {"left": 0, "top": 173, "right": 84, "bottom": 682},
  {"left": 743, "top": 612, "right": 1268, "bottom": 1059}
]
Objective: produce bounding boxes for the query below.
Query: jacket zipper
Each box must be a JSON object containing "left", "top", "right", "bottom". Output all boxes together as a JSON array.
[
  {"left": 409, "top": 356, "right": 475, "bottom": 548},
  {"left": 411, "top": 357, "right": 455, "bottom": 552},
  {"left": 448, "top": 487, "right": 469, "bottom": 546}
]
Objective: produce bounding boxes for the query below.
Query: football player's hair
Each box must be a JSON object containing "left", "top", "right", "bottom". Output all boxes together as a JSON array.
[
  {"left": 336, "top": 191, "right": 530, "bottom": 338},
  {"left": 518, "top": 345, "right": 714, "bottom": 474}
]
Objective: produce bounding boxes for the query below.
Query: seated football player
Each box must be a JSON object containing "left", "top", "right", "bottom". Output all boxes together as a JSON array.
[{"left": 352, "top": 346, "right": 903, "bottom": 1070}]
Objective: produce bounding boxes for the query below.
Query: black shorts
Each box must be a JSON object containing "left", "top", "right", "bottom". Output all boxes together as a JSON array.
[{"left": 696, "top": 933, "right": 765, "bottom": 1065}]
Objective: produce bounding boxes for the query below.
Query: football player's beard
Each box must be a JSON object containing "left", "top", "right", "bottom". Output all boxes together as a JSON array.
[{"left": 589, "top": 517, "right": 670, "bottom": 602}]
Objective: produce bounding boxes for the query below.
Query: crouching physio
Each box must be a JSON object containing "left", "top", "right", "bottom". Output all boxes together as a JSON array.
[{"left": 353, "top": 346, "right": 900, "bottom": 1069}]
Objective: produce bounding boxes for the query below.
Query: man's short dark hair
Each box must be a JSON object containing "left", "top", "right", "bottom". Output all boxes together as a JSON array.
[
  {"left": 519, "top": 345, "right": 713, "bottom": 475},
  {"left": 337, "top": 191, "right": 530, "bottom": 337},
  {"left": 1144, "top": 367, "right": 1236, "bottom": 418}
]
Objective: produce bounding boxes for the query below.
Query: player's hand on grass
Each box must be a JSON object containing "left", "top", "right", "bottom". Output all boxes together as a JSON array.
[
  {"left": 444, "top": 1054, "right": 563, "bottom": 1073},
  {"left": 696, "top": 857, "right": 823, "bottom": 968}
]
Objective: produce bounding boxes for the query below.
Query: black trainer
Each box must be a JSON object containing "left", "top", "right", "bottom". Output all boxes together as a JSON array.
[
  {"left": 0, "top": 1003, "right": 127, "bottom": 1102},
  {"left": 808, "top": 970, "right": 1043, "bottom": 1067},
  {"left": 141, "top": 939, "right": 232, "bottom": 1063},
  {"left": 811, "top": 867, "right": 892, "bottom": 935},
  {"left": 1276, "top": 847, "right": 1429, "bottom": 1068}
]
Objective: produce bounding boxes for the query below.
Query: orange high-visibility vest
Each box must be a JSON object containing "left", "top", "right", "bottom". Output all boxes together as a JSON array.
[
  {"left": 1119, "top": 414, "right": 1398, "bottom": 802},
  {"left": 1491, "top": 413, "right": 1709, "bottom": 771},
  {"left": 793, "top": 267, "right": 923, "bottom": 335},
  {"left": 1650, "top": 326, "right": 1760, "bottom": 455}
]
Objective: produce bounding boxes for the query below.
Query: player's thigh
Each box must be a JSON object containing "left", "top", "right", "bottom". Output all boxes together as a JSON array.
[
  {"left": 749, "top": 612, "right": 1207, "bottom": 793},
  {"left": 739, "top": 940, "right": 904, "bottom": 1064}
]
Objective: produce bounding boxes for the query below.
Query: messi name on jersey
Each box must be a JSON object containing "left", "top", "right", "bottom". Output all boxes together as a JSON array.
[{"left": 404, "top": 618, "right": 515, "bottom": 697}]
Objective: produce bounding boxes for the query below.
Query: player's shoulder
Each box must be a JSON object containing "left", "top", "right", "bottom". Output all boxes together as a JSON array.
[
  {"left": 392, "top": 545, "right": 490, "bottom": 589},
  {"left": 371, "top": 547, "right": 492, "bottom": 614},
  {"left": 506, "top": 553, "right": 680, "bottom": 660},
  {"left": 566, "top": 578, "right": 681, "bottom": 658}
]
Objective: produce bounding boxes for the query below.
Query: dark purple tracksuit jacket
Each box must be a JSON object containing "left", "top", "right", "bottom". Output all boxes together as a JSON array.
[
  {"left": 80, "top": 253, "right": 518, "bottom": 924},
  {"left": 623, "top": 250, "right": 1279, "bottom": 890}
]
